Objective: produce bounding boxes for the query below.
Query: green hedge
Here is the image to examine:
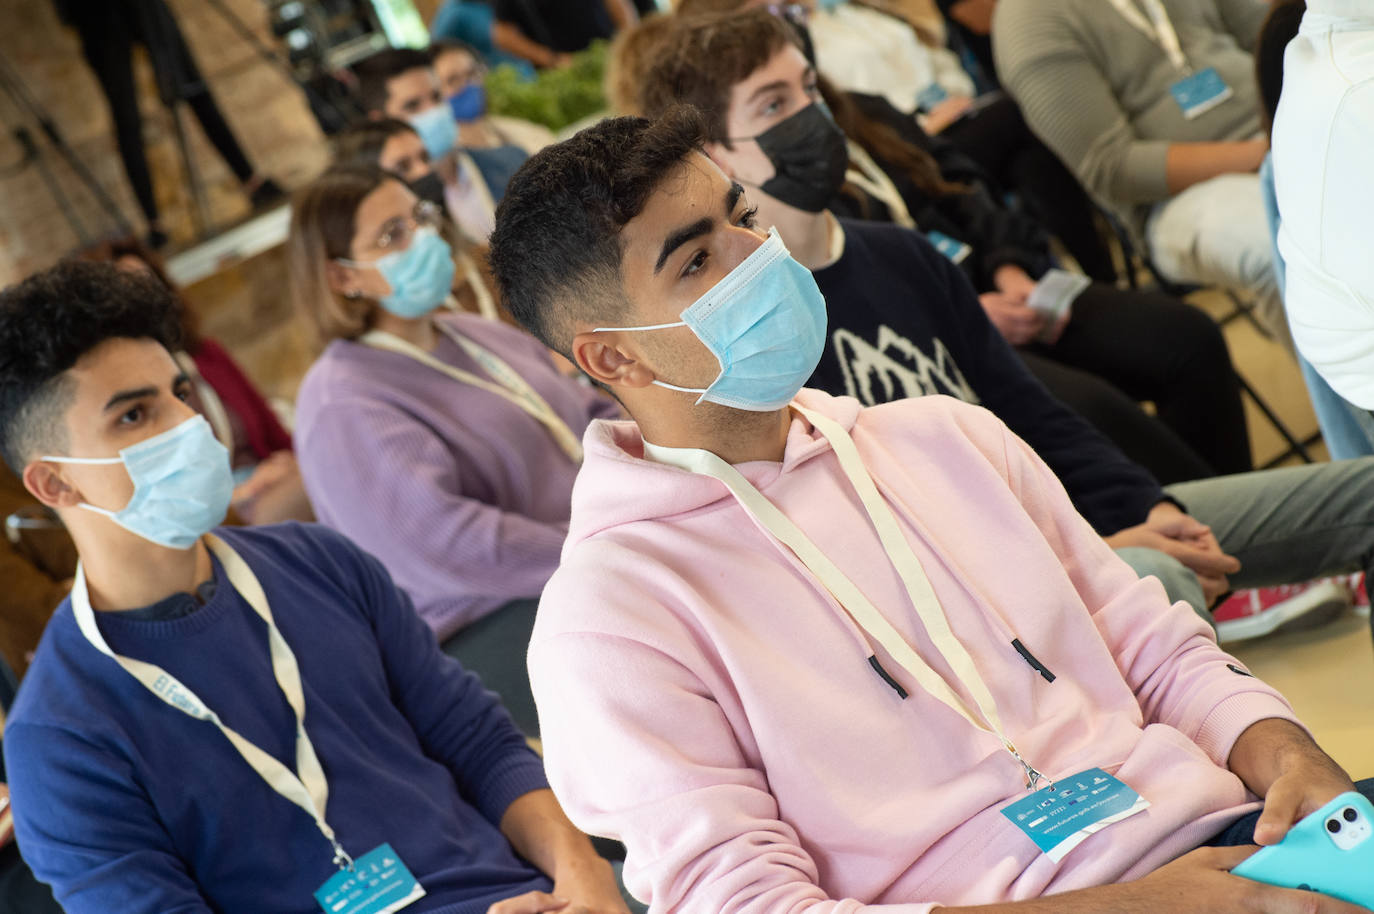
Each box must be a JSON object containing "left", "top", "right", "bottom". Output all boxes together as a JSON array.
[{"left": 486, "top": 41, "right": 608, "bottom": 131}]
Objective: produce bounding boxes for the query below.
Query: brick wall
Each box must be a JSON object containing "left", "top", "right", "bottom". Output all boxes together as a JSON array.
[{"left": 0, "top": 0, "right": 334, "bottom": 285}]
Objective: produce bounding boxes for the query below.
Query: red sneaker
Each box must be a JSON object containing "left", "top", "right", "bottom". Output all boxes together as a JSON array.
[
  {"left": 1212, "top": 579, "right": 1351, "bottom": 644},
  {"left": 1340, "top": 573, "right": 1370, "bottom": 617}
]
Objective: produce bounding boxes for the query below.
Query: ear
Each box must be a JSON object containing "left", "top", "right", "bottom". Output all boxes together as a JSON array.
[
  {"left": 325, "top": 261, "right": 360, "bottom": 298},
  {"left": 572, "top": 332, "right": 657, "bottom": 391},
  {"left": 704, "top": 141, "right": 738, "bottom": 179},
  {"left": 23, "top": 461, "right": 82, "bottom": 510}
]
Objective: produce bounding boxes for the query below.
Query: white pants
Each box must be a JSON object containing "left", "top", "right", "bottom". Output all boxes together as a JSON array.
[{"left": 1146, "top": 173, "right": 1291, "bottom": 350}]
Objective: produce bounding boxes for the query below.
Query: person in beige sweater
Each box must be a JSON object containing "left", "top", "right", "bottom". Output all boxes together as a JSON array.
[{"left": 993, "top": 0, "right": 1285, "bottom": 343}]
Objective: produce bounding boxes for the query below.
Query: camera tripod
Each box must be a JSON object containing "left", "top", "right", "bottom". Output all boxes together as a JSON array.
[{"left": 0, "top": 51, "right": 133, "bottom": 247}]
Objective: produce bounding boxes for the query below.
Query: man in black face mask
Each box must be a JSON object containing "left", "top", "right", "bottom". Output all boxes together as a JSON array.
[
  {"left": 334, "top": 119, "right": 450, "bottom": 213},
  {"left": 732, "top": 97, "right": 848, "bottom": 213},
  {"left": 640, "top": 8, "right": 1374, "bottom": 647}
]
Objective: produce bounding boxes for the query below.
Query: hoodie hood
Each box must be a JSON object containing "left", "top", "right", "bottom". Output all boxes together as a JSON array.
[{"left": 564, "top": 388, "right": 861, "bottom": 552}]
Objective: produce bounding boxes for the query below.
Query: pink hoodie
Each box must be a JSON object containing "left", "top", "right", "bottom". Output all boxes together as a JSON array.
[{"left": 529, "top": 390, "right": 1300, "bottom": 913}]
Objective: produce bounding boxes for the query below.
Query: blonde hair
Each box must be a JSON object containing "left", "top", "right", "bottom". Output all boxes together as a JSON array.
[
  {"left": 288, "top": 166, "right": 394, "bottom": 343},
  {"left": 606, "top": 15, "right": 680, "bottom": 115}
]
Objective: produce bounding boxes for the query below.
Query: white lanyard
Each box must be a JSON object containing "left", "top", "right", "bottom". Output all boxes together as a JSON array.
[
  {"left": 173, "top": 351, "right": 234, "bottom": 453},
  {"left": 1107, "top": 0, "right": 1190, "bottom": 72},
  {"left": 360, "top": 323, "right": 584, "bottom": 463},
  {"left": 845, "top": 142, "right": 916, "bottom": 230},
  {"left": 646, "top": 405, "right": 1046, "bottom": 790},
  {"left": 457, "top": 251, "right": 498, "bottom": 321},
  {"left": 71, "top": 534, "right": 355, "bottom": 869}
]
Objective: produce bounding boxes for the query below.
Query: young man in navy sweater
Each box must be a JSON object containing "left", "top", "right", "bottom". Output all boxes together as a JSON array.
[{"left": 0, "top": 261, "right": 627, "bottom": 914}]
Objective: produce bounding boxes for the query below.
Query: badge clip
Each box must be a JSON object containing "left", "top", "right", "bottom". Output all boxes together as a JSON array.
[{"left": 332, "top": 837, "right": 356, "bottom": 872}]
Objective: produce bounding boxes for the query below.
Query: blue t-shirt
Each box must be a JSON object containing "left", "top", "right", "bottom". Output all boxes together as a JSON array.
[{"left": 5, "top": 523, "right": 552, "bottom": 913}]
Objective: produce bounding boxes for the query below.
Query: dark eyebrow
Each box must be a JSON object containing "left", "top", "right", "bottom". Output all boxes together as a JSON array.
[
  {"left": 102, "top": 371, "right": 190, "bottom": 413},
  {"left": 102, "top": 386, "right": 157, "bottom": 413},
  {"left": 653, "top": 182, "right": 747, "bottom": 276},
  {"left": 655, "top": 216, "right": 713, "bottom": 275},
  {"left": 747, "top": 79, "right": 790, "bottom": 104},
  {"left": 725, "top": 181, "right": 744, "bottom": 215}
]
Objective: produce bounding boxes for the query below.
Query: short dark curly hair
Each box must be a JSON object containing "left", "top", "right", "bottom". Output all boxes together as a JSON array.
[
  {"left": 0, "top": 261, "right": 182, "bottom": 473},
  {"left": 353, "top": 47, "right": 433, "bottom": 115},
  {"left": 488, "top": 108, "right": 707, "bottom": 359}
]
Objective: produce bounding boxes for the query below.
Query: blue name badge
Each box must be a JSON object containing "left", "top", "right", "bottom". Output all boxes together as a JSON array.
[
  {"left": 315, "top": 844, "right": 426, "bottom": 914},
  {"left": 917, "top": 83, "right": 949, "bottom": 112},
  {"left": 1000, "top": 768, "right": 1150, "bottom": 862},
  {"left": 1169, "top": 67, "right": 1234, "bottom": 120},
  {"left": 927, "top": 231, "right": 973, "bottom": 265}
]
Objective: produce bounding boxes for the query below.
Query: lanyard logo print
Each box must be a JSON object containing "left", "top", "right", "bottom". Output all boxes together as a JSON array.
[{"left": 71, "top": 535, "right": 355, "bottom": 869}]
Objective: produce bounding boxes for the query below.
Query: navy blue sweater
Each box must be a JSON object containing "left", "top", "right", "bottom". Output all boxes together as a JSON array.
[
  {"left": 5, "top": 523, "right": 551, "bottom": 914},
  {"left": 810, "top": 219, "right": 1164, "bottom": 535}
]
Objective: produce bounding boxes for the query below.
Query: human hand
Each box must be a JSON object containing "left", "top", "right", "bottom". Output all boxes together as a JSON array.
[
  {"left": 1104, "top": 503, "right": 1240, "bottom": 605},
  {"left": 992, "top": 265, "right": 1037, "bottom": 304},
  {"left": 993, "top": 266, "right": 1073, "bottom": 344},
  {"left": 232, "top": 451, "right": 295, "bottom": 503},
  {"left": 486, "top": 891, "right": 570, "bottom": 914},
  {"left": 923, "top": 95, "right": 975, "bottom": 134},
  {"left": 231, "top": 452, "right": 314, "bottom": 525},
  {"left": 1228, "top": 719, "right": 1358, "bottom": 847},
  {"left": 1125, "top": 845, "right": 1371, "bottom": 913},
  {"left": 551, "top": 857, "right": 630, "bottom": 914},
  {"left": 979, "top": 291, "right": 1046, "bottom": 346}
]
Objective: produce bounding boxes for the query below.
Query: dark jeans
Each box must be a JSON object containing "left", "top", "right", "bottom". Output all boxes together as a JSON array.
[
  {"left": 441, "top": 597, "right": 540, "bottom": 737},
  {"left": 1023, "top": 283, "right": 1252, "bottom": 482},
  {"left": 1207, "top": 778, "right": 1374, "bottom": 847},
  {"left": 74, "top": 0, "right": 254, "bottom": 224}
]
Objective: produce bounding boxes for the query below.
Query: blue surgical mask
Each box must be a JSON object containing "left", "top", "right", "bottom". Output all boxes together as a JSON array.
[
  {"left": 447, "top": 84, "right": 486, "bottom": 123},
  {"left": 340, "top": 226, "right": 456, "bottom": 319},
  {"left": 44, "top": 414, "right": 233, "bottom": 549},
  {"left": 594, "top": 228, "right": 828, "bottom": 411},
  {"left": 409, "top": 105, "right": 459, "bottom": 160}
]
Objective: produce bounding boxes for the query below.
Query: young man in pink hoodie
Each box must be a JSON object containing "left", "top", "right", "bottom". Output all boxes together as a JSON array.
[{"left": 486, "top": 111, "right": 1372, "bottom": 914}]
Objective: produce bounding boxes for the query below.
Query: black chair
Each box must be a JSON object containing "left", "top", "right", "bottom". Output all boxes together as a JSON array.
[{"left": 1097, "top": 207, "right": 1320, "bottom": 469}]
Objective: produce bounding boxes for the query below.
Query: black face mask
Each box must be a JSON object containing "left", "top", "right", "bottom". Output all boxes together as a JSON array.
[
  {"left": 750, "top": 102, "right": 849, "bottom": 213},
  {"left": 409, "top": 172, "right": 447, "bottom": 210}
]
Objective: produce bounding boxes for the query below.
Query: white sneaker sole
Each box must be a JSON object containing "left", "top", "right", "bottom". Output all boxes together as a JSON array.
[{"left": 1215, "top": 579, "right": 1352, "bottom": 644}]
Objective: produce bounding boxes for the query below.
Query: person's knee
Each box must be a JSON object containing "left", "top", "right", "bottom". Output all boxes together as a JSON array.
[
  {"left": 1162, "top": 298, "right": 1235, "bottom": 372},
  {"left": 1115, "top": 546, "right": 1209, "bottom": 622}
]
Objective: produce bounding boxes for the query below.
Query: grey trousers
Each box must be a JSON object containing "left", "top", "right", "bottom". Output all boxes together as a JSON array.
[
  {"left": 1116, "top": 457, "right": 1374, "bottom": 619},
  {"left": 441, "top": 598, "right": 540, "bottom": 736}
]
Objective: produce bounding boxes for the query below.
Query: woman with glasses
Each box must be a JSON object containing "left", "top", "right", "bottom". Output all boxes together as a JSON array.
[{"left": 288, "top": 167, "right": 621, "bottom": 734}]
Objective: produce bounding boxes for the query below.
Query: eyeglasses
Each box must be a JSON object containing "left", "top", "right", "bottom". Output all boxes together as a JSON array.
[
  {"left": 335, "top": 199, "right": 444, "bottom": 268},
  {"left": 450, "top": 62, "right": 488, "bottom": 89},
  {"left": 765, "top": 3, "right": 808, "bottom": 26},
  {"left": 372, "top": 199, "right": 443, "bottom": 253}
]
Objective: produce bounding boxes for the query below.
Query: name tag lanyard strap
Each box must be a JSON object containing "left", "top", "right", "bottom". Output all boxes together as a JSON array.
[
  {"left": 361, "top": 325, "right": 584, "bottom": 464},
  {"left": 1107, "top": 0, "right": 1190, "bottom": 73},
  {"left": 70, "top": 534, "right": 355, "bottom": 871},
  {"left": 651, "top": 404, "right": 1047, "bottom": 791}
]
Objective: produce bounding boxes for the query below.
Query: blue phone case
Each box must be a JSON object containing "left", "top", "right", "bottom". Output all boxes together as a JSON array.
[{"left": 1231, "top": 792, "right": 1374, "bottom": 907}]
